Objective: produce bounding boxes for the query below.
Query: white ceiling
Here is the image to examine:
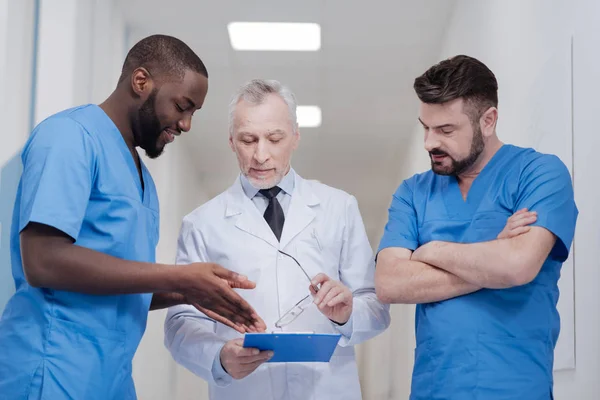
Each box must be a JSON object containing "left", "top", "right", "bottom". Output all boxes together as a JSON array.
[{"left": 119, "top": 0, "right": 455, "bottom": 243}]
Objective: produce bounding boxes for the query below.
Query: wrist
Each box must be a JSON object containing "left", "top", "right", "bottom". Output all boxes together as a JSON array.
[{"left": 167, "top": 265, "right": 189, "bottom": 293}]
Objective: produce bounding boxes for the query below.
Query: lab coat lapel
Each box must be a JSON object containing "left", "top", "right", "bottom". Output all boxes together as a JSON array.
[
  {"left": 279, "top": 176, "right": 320, "bottom": 249},
  {"left": 224, "top": 177, "right": 279, "bottom": 249}
]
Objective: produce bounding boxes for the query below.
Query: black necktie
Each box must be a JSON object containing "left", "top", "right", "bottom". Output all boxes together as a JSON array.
[{"left": 259, "top": 186, "right": 285, "bottom": 241}]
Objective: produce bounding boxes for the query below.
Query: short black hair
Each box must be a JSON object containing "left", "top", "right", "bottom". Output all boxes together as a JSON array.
[
  {"left": 414, "top": 55, "right": 498, "bottom": 122},
  {"left": 118, "top": 34, "right": 208, "bottom": 84}
]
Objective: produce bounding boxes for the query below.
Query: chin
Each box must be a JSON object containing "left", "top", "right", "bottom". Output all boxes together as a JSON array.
[
  {"left": 247, "top": 174, "right": 281, "bottom": 190},
  {"left": 431, "top": 164, "right": 454, "bottom": 176}
]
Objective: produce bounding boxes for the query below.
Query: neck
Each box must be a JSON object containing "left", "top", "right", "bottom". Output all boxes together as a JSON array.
[
  {"left": 99, "top": 88, "right": 136, "bottom": 152},
  {"left": 456, "top": 138, "right": 504, "bottom": 186}
]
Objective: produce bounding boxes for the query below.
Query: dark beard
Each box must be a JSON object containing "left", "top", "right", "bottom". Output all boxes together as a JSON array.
[
  {"left": 430, "top": 124, "right": 485, "bottom": 176},
  {"left": 133, "top": 88, "right": 164, "bottom": 159}
]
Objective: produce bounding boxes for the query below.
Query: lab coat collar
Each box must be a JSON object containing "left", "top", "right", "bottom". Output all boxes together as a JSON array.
[{"left": 224, "top": 173, "right": 320, "bottom": 249}]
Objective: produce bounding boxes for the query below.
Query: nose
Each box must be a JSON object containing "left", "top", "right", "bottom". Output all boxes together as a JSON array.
[
  {"left": 177, "top": 115, "right": 192, "bottom": 133},
  {"left": 424, "top": 130, "right": 440, "bottom": 152},
  {"left": 253, "top": 139, "right": 270, "bottom": 164}
]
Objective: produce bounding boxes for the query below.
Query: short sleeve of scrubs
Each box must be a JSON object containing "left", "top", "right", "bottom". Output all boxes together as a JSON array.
[
  {"left": 378, "top": 179, "right": 419, "bottom": 253},
  {"left": 516, "top": 154, "right": 578, "bottom": 261},
  {"left": 19, "top": 117, "right": 96, "bottom": 241}
]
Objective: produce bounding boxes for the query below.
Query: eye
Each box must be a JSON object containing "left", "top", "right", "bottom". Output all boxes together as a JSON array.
[
  {"left": 441, "top": 129, "right": 454, "bottom": 134},
  {"left": 270, "top": 138, "right": 282, "bottom": 143},
  {"left": 175, "top": 103, "right": 184, "bottom": 112}
]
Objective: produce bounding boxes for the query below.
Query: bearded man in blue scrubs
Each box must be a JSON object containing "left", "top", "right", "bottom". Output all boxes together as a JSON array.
[
  {"left": 376, "top": 55, "right": 578, "bottom": 400},
  {"left": 0, "top": 34, "right": 265, "bottom": 399}
]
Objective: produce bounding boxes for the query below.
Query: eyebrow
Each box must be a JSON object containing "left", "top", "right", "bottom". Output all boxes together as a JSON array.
[{"left": 418, "top": 117, "right": 456, "bottom": 130}]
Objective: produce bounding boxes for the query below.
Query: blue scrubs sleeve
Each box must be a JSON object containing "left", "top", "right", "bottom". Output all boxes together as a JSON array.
[
  {"left": 19, "top": 117, "right": 95, "bottom": 241},
  {"left": 378, "top": 179, "right": 419, "bottom": 253},
  {"left": 516, "top": 154, "right": 578, "bottom": 261}
]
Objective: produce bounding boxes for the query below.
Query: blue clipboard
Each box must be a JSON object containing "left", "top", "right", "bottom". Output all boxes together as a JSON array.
[{"left": 243, "top": 332, "right": 341, "bottom": 363}]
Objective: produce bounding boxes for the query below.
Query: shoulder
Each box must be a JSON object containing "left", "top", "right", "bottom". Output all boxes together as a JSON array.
[
  {"left": 181, "top": 190, "right": 230, "bottom": 231},
  {"left": 391, "top": 169, "right": 436, "bottom": 200},
  {"left": 27, "top": 107, "right": 95, "bottom": 150},
  {"left": 302, "top": 178, "right": 354, "bottom": 204},
  {"left": 509, "top": 145, "right": 571, "bottom": 180}
]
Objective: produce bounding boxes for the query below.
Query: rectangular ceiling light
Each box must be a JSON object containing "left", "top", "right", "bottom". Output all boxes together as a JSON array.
[
  {"left": 297, "top": 106, "right": 322, "bottom": 128},
  {"left": 228, "top": 22, "right": 321, "bottom": 51}
]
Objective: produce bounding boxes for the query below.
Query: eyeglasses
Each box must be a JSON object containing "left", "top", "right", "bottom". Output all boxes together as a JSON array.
[{"left": 274, "top": 250, "right": 319, "bottom": 329}]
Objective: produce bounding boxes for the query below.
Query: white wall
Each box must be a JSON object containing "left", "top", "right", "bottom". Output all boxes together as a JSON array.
[
  {"left": 0, "top": 0, "right": 35, "bottom": 167},
  {"left": 397, "top": 0, "right": 599, "bottom": 398},
  {"left": 34, "top": 0, "right": 124, "bottom": 124},
  {"left": 0, "top": 0, "right": 36, "bottom": 312}
]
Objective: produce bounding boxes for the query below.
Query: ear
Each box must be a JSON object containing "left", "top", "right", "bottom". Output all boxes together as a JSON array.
[
  {"left": 228, "top": 134, "right": 235, "bottom": 152},
  {"left": 130, "top": 67, "right": 154, "bottom": 98},
  {"left": 292, "top": 128, "right": 301, "bottom": 150},
  {"left": 480, "top": 107, "right": 498, "bottom": 138}
]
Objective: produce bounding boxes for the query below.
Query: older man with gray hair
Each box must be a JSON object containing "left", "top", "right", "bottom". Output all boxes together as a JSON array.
[{"left": 163, "top": 79, "right": 390, "bottom": 400}]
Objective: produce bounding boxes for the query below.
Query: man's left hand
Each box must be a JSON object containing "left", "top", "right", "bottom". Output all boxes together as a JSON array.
[
  {"left": 310, "top": 273, "right": 353, "bottom": 325},
  {"left": 411, "top": 240, "right": 443, "bottom": 265}
]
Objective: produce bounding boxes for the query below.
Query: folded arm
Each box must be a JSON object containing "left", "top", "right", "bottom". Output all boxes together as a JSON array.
[
  {"left": 412, "top": 226, "right": 556, "bottom": 289},
  {"left": 375, "top": 247, "right": 480, "bottom": 304}
]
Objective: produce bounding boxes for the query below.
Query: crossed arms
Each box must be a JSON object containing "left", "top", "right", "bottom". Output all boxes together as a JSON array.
[{"left": 375, "top": 210, "right": 557, "bottom": 304}]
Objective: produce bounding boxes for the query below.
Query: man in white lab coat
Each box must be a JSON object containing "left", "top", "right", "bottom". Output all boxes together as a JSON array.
[{"left": 164, "top": 79, "right": 390, "bottom": 400}]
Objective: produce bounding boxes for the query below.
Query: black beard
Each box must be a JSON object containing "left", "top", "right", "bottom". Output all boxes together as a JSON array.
[
  {"left": 134, "top": 88, "right": 164, "bottom": 159},
  {"left": 430, "top": 125, "right": 484, "bottom": 176}
]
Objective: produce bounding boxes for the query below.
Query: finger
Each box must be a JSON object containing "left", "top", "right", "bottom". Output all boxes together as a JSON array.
[
  {"left": 506, "top": 226, "right": 531, "bottom": 238},
  {"left": 238, "top": 357, "right": 272, "bottom": 374},
  {"left": 508, "top": 209, "right": 533, "bottom": 223},
  {"left": 509, "top": 214, "right": 537, "bottom": 229},
  {"left": 212, "top": 264, "right": 258, "bottom": 290},
  {"left": 327, "top": 291, "right": 350, "bottom": 307},
  {"left": 313, "top": 280, "right": 335, "bottom": 305},
  {"left": 194, "top": 305, "right": 246, "bottom": 333},
  {"left": 234, "top": 346, "right": 261, "bottom": 357},
  {"left": 512, "top": 211, "right": 537, "bottom": 222},
  {"left": 311, "top": 273, "right": 330, "bottom": 288},
  {"left": 252, "top": 314, "right": 267, "bottom": 332},
  {"left": 319, "top": 286, "right": 343, "bottom": 308},
  {"left": 212, "top": 283, "right": 261, "bottom": 325},
  {"left": 239, "top": 351, "right": 274, "bottom": 364},
  {"left": 194, "top": 276, "right": 256, "bottom": 326}
]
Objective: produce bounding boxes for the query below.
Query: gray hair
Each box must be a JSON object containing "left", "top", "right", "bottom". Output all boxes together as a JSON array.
[{"left": 228, "top": 79, "right": 298, "bottom": 136}]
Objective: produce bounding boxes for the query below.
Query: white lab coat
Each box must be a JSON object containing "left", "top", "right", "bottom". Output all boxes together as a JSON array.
[{"left": 164, "top": 174, "right": 390, "bottom": 400}]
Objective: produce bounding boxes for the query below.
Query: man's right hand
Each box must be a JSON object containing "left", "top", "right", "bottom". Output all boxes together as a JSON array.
[
  {"left": 497, "top": 208, "right": 537, "bottom": 239},
  {"left": 219, "top": 338, "right": 273, "bottom": 380},
  {"left": 176, "top": 263, "right": 266, "bottom": 333}
]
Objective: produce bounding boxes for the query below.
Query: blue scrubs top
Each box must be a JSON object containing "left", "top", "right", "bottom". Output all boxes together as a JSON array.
[
  {"left": 0, "top": 105, "right": 160, "bottom": 399},
  {"left": 379, "top": 145, "right": 578, "bottom": 400}
]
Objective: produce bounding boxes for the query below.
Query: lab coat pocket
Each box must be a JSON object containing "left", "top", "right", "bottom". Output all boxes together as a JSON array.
[{"left": 294, "top": 229, "right": 337, "bottom": 279}]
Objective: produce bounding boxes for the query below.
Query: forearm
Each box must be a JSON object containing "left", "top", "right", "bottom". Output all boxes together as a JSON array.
[
  {"left": 150, "top": 292, "right": 188, "bottom": 310},
  {"left": 375, "top": 259, "right": 480, "bottom": 304},
  {"left": 417, "top": 240, "right": 530, "bottom": 289},
  {"left": 21, "top": 224, "right": 182, "bottom": 294}
]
